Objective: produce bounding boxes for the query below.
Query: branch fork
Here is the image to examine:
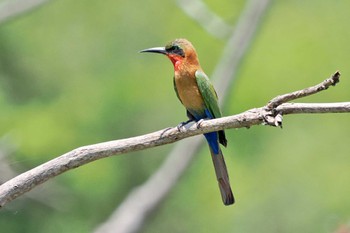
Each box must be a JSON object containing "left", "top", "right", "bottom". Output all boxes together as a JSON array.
[{"left": 261, "top": 71, "right": 341, "bottom": 127}]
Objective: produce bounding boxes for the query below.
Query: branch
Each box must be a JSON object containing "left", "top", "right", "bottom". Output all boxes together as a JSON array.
[
  {"left": 0, "top": 71, "right": 349, "bottom": 209},
  {"left": 0, "top": 134, "right": 71, "bottom": 210},
  {"left": 267, "top": 71, "right": 340, "bottom": 109},
  {"left": 276, "top": 102, "right": 350, "bottom": 114}
]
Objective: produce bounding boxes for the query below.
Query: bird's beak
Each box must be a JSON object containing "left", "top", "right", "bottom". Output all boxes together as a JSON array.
[{"left": 139, "top": 47, "right": 167, "bottom": 55}]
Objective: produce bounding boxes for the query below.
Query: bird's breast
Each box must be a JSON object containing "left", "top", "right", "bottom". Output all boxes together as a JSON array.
[{"left": 174, "top": 74, "right": 205, "bottom": 111}]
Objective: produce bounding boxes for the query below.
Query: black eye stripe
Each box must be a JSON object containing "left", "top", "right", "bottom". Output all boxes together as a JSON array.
[
  {"left": 166, "top": 45, "right": 178, "bottom": 52},
  {"left": 172, "top": 45, "right": 180, "bottom": 51},
  {"left": 166, "top": 45, "right": 185, "bottom": 57}
]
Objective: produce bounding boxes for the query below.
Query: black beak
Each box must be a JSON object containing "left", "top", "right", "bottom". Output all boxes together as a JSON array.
[{"left": 139, "top": 47, "right": 167, "bottom": 55}]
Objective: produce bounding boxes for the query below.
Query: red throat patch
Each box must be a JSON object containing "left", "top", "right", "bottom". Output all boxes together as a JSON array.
[{"left": 167, "top": 54, "right": 183, "bottom": 72}]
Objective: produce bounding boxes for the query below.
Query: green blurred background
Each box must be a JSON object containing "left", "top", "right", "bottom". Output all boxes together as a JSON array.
[{"left": 0, "top": 0, "right": 349, "bottom": 232}]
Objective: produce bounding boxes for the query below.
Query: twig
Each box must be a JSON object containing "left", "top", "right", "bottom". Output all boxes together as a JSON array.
[
  {"left": 95, "top": 0, "right": 271, "bottom": 232},
  {"left": 276, "top": 102, "right": 350, "bottom": 114},
  {"left": 0, "top": 71, "right": 349, "bottom": 209},
  {"left": 0, "top": 0, "right": 51, "bottom": 24},
  {"left": 266, "top": 71, "right": 340, "bottom": 109}
]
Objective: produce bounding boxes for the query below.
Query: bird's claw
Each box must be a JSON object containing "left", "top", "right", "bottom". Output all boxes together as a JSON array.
[
  {"left": 196, "top": 119, "right": 204, "bottom": 129},
  {"left": 176, "top": 124, "right": 183, "bottom": 132},
  {"left": 176, "top": 120, "right": 193, "bottom": 131}
]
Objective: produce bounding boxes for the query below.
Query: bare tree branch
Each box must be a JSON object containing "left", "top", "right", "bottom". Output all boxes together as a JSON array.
[
  {"left": 0, "top": 71, "right": 348, "bottom": 210},
  {"left": 276, "top": 102, "right": 350, "bottom": 114},
  {"left": 0, "top": 0, "right": 51, "bottom": 24},
  {"left": 95, "top": 0, "right": 271, "bottom": 232},
  {"left": 267, "top": 71, "right": 340, "bottom": 109},
  {"left": 0, "top": 134, "right": 70, "bottom": 210}
]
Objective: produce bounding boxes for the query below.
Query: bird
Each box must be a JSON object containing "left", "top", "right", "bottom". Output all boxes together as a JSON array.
[{"left": 140, "top": 38, "right": 234, "bottom": 205}]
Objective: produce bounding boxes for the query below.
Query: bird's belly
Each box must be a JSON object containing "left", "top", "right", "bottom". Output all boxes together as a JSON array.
[{"left": 176, "top": 81, "right": 205, "bottom": 110}]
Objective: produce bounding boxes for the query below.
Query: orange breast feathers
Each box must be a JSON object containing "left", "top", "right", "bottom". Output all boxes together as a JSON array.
[{"left": 174, "top": 72, "right": 205, "bottom": 110}]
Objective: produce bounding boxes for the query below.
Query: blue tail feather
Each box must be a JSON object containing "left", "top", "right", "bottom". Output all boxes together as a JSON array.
[
  {"left": 203, "top": 109, "right": 219, "bottom": 154},
  {"left": 189, "top": 108, "right": 219, "bottom": 154},
  {"left": 204, "top": 132, "right": 219, "bottom": 154}
]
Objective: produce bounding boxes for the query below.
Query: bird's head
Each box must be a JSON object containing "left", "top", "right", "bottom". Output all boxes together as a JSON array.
[{"left": 140, "top": 38, "right": 199, "bottom": 71}]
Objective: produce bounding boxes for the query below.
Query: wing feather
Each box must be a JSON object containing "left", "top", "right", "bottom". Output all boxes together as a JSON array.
[
  {"left": 195, "top": 70, "right": 222, "bottom": 119},
  {"left": 195, "top": 70, "right": 227, "bottom": 147}
]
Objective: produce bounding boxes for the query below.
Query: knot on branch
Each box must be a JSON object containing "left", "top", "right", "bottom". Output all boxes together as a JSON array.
[
  {"left": 262, "top": 109, "right": 283, "bottom": 127},
  {"left": 262, "top": 71, "right": 341, "bottom": 127},
  {"left": 262, "top": 71, "right": 341, "bottom": 128}
]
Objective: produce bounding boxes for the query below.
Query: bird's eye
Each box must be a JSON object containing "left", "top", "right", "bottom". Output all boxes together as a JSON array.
[
  {"left": 166, "top": 45, "right": 179, "bottom": 52},
  {"left": 167, "top": 45, "right": 185, "bottom": 57},
  {"left": 172, "top": 45, "right": 180, "bottom": 51}
]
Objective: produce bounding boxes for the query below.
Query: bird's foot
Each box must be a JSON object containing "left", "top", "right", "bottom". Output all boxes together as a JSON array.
[
  {"left": 196, "top": 119, "right": 205, "bottom": 129},
  {"left": 176, "top": 119, "right": 193, "bottom": 131}
]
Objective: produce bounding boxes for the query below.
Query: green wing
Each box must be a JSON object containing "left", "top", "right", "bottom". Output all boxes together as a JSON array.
[{"left": 195, "top": 70, "right": 222, "bottom": 119}]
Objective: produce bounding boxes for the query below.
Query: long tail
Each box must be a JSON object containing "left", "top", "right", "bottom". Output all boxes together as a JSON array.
[{"left": 209, "top": 146, "right": 235, "bottom": 205}]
